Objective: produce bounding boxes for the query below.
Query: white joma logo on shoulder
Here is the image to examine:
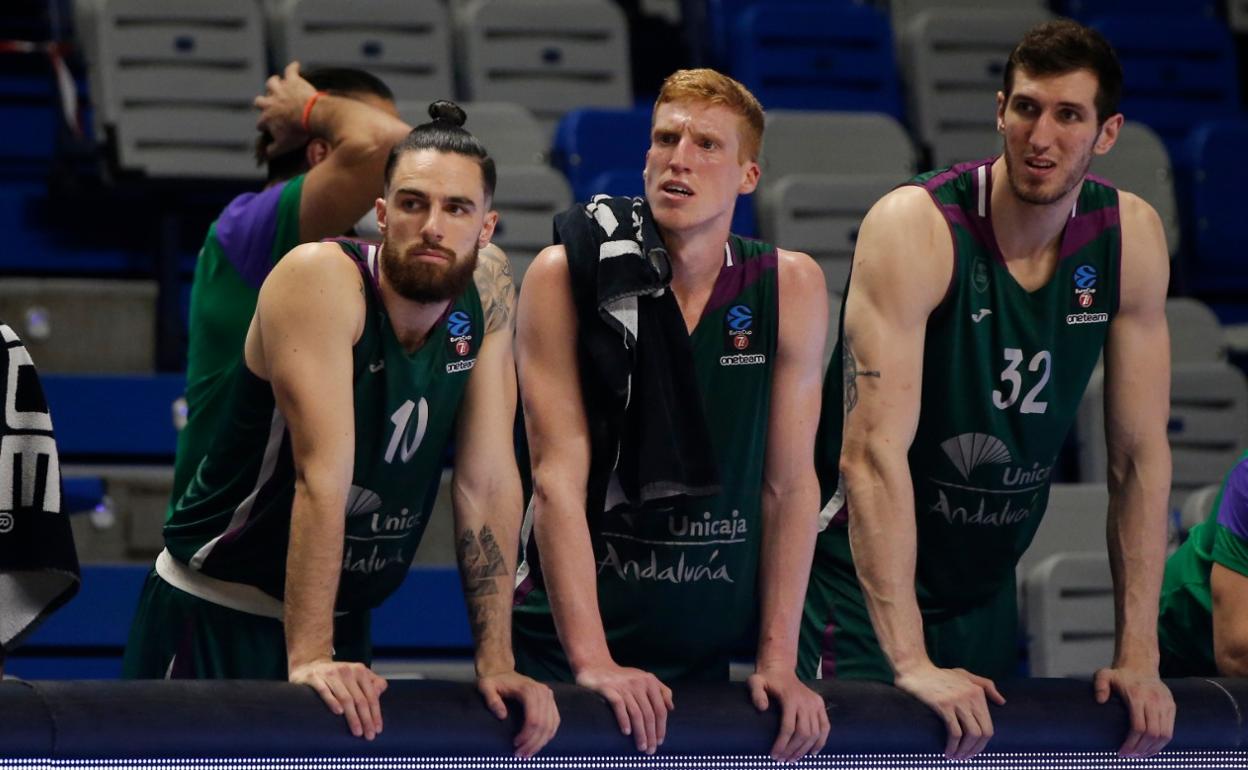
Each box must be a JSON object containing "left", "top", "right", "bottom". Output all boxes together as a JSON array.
[
  {"left": 971, "top": 309, "right": 993, "bottom": 323},
  {"left": 369, "top": 360, "right": 385, "bottom": 373}
]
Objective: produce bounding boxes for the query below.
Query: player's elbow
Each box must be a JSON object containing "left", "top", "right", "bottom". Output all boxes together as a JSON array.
[{"left": 1215, "top": 640, "right": 1248, "bottom": 677}]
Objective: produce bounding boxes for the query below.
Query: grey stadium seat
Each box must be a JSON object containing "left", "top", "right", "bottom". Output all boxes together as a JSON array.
[
  {"left": 491, "top": 165, "right": 572, "bottom": 286},
  {"left": 759, "top": 111, "right": 917, "bottom": 185},
  {"left": 1024, "top": 552, "right": 1114, "bottom": 678},
  {"left": 455, "top": 0, "right": 632, "bottom": 135},
  {"left": 1017, "top": 483, "right": 1109, "bottom": 584},
  {"left": 397, "top": 101, "right": 548, "bottom": 167},
  {"left": 269, "top": 0, "right": 454, "bottom": 103},
  {"left": 1077, "top": 361, "right": 1248, "bottom": 508},
  {"left": 1166, "top": 297, "right": 1227, "bottom": 364},
  {"left": 0, "top": 279, "right": 156, "bottom": 373},
  {"left": 901, "top": 8, "right": 1051, "bottom": 168},
  {"left": 1091, "top": 121, "right": 1180, "bottom": 256},
  {"left": 888, "top": 0, "right": 1048, "bottom": 45},
  {"left": 756, "top": 174, "right": 898, "bottom": 297},
  {"left": 79, "top": 0, "right": 267, "bottom": 178}
]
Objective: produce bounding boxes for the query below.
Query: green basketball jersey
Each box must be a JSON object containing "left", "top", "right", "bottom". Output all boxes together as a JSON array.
[
  {"left": 165, "top": 239, "right": 483, "bottom": 612},
  {"left": 173, "top": 175, "right": 306, "bottom": 513},
  {"left": 514, "top": 235, "right": 778, "bottom": 681},
  {"left": 816, "top": 159, "right": 1122, "bottom": 611}
]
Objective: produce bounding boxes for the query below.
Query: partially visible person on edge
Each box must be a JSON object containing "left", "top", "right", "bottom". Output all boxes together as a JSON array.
[
  {"left": 124, "top": 103, "right": 559, "bottom": 756},
  {"left": 513, "top": 68, "right": 830, "bottom": 762},
  {"left": 799, "top": 18, "right": 1174, "bottom": 760},
  {"left": 170, "top": 63, "right": 411, "bottom": 513},
  {"left": 1160, "top": 451, "right": 1248, "bottom": 677},
  {"left": 0, "top": 323, "right": 80, "bottom": 678}
]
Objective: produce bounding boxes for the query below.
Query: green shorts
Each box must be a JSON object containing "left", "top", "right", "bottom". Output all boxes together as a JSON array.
[
  {"left": 122, "top": 571, "right": 371, "bottom": 679},
  {"left": 799, "top": 540, "right": 1020, "bottom": 682}
]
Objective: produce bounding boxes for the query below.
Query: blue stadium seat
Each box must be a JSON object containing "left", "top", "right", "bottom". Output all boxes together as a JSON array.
[
  {"left": 42, "top": 374, "right": 185, "bottom": 460},
  {"left": 551, "top": 107, "right": 653, "bottom": 204},
  {"left": 1090, "top": 15, "right": 1239, "bottom": 158},
  {"left": 728, "top": 2, "right": 902, "bottom": 117},
  {"left": 703, "top": 0, "right": 831, "bottom": 71},
  {"left": 1181, "top": 119, "right": 1248, "bottom": 293},
  {"left": 1056, "top": 0, "right": 1216, "bottom": 21}
]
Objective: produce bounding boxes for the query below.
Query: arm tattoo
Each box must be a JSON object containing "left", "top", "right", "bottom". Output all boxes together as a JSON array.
[
  {"left": 456, "top": 524, "right": 508, "bottom": 639},
  {"left": 842, "top": 335, "right": 881, "bottom": 415},
  {"left": 472, "top": 246, "right": 516, "bottom": 336}
]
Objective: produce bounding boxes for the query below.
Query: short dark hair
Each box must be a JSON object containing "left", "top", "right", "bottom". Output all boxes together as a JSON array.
[
  {"left": 1003, "top": 19, "right": 1123, "bottom": 124},
  {"left": 383, "top": 100, "right": 497, "bottom": 203},
  {"left": 256, "top": 67, "right": 395, "bottom": 182}
]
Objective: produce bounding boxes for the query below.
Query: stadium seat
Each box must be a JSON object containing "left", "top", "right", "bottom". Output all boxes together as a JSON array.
[
  {"left": 490, "top": 165, "right": 572, "bottom": 285},
  {"left": 398, "top": 100, "right": 548, "bottom": 167},
  {"left": 1181, "top": 119, "right": 1248, "bottom": 292},
  {"left": 0, "top": 278, "right": 157, "bottom": 373},
  {"left": 41, "top": 374, "right": 184, "bottom": 460},
  {"left": 1166, "top": 297, "right": 1227, "bottom": 364},
  {"left": 551, "top": 106, "right": 651, "bottom": 203},
  {"left": 78, "top": 0, "right": 267, "bottom": 178},
  {"left": 728, "top": 2, "right": 902, "bottom": 117},
  {"left": 756, "top": 174, "right": 895, "bottom": 296},
  {"left": 1024, "top": 552, "right": 1114, "bottom": 678},
  {"left": 1055, "top": 0, "right": 1217, "bottom": 21},
  {"left": 1077, "top": 361, "right": 1248, "bottom": 508},
  {"left": 269, "top": 0, "right": 454, "bottom": 103},
  {"left": 1090, "top": 15, "right": 1239, "bottom": 158},
  {"left": 1090, "top": 121, "right": 1179, "bottom": 256},
  {"left": 1231, "top": 0, "right": 1248, "bottom": 33},
  {"left": 888, "top": 0, "right": 1047, "bottom": 43},
  {"left": 1017, "top": 484, "right": 1109, "bottom": 585},
  {"left": 456, "top": 0, "right": 632, "bottom": 134},
  {"left": 901, "top": 8, "right": 1052, "bottom": 168}
]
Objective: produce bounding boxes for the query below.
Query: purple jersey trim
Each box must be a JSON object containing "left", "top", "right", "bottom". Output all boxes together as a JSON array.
[
  {"left": 1216, "top": 461, "right": 1248, "bottom": 541},
  {"left": 215, "top": 181, "right": 289, "bottom": 290},
  {"left": 1060, "top": 204, "right": 1121, "bottom": 261},
  {"left": 704, "top": 238, "right": 778, "bottom": 315}
]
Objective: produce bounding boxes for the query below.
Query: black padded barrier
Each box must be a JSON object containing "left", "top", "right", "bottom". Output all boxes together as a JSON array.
[{"left": 1, "top": 677, "right": 1245, "bottom": 759}]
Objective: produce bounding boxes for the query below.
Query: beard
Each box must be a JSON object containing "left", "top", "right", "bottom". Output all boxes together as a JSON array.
[
  {"left": 1002, "top": 141, "right": 1095, "bottom": 206},
  {"left": 379, "top": 238, "right": 478, "bottom": 303}
]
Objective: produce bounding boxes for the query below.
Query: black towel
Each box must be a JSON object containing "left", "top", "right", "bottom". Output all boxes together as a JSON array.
[
  {"left": 0, "top": 323, "right": 80, "bottom": 654},
  {"left": 553, "top": 195, "right": 720, "bottom": 517}
]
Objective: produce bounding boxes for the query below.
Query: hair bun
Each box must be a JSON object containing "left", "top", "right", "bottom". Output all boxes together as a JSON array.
[{"left": 427, "top": 100, "right": 467, "bottom": 128}]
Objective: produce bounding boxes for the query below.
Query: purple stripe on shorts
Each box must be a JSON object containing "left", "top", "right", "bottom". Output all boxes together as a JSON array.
[
  {"left": 820, "top": 618, "right": 838, "bottom": 680},
  {"left": 1216, "top": 461, "right": 1248, "bottom": 541},
  {"left": 215, "top": 181, "right": 289, "bottom": 290},
  {"left": 513, "top": 572, "right": 536, "bottom": 607}
]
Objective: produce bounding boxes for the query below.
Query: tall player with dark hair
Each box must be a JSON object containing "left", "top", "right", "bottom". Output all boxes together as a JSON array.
[
  {"left": 125, "top": 103, "right": 559, "bottom": 756},
  {"left": 799, "top": 19, "right": 1175, "bottom": 760}
]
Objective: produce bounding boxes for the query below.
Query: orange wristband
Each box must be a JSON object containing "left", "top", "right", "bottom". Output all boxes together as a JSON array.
[{"left": 300, "top": 91, "right": 326, "bottom": 133}]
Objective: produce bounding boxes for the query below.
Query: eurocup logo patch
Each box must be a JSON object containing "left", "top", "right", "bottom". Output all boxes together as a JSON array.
[
  {"left": 1073, "top": 264, "right": 1097, "bottom": 308},
  {"left": 447, "top": 311, "right": 473, "bottom": 357},
  {"left": 726, "top": 304, "right": 753, "bottom": 351}
]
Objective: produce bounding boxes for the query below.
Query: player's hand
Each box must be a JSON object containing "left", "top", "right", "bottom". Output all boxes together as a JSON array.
[
  {"left": 477, "top": 669, "right": 561, "bottom": 757},
  {"left": 894, "top": 664, "right": 1005, "bottom": 760},
  {"left": 290, "top": 659, "right": 388, "bottom": 740},
  {"left": 575, "top": 662, "right": 674, "bottom": 754},
  {"left": 1093, "top": 667, "right": 1174, "bottom": 757},
  {"left": 747, "top": 666, "right": 830, "bottom": 762},
  {"left": 254, "top": 61, "right": 318, "bottom": 158}
]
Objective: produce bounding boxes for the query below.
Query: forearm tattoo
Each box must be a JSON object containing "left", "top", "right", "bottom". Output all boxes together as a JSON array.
[
  {"left": 456, "top": 525, "right": 508, "bottom": 639},
  {"left": 473, "top": 246, "right": 516, "bottom": 336},
  {"left": 842, "top": 335, "right": 880, "bottom": 415}
]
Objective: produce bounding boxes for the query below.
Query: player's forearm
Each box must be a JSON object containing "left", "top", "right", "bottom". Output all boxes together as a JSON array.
[
  {"left": 842, "top": 446, "right": 929, "bottom": 676},
  {"left": 530, "top": 472, "right": 613, "bottom": 673},
  {"left": 755, "top": 476, "right": 820, "bottom": 670},
  {"left": 307, "top": 94, "right": 410, "bottom": 167},
  {"left": 285, "top": 480, "right": 348, "bottom": 671},
  {"left": 453, "top": 475, "right": 523, "bottom": 675},
  {"left": 1106, "top": 440, "right": 1171, "bottom": 670}
]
